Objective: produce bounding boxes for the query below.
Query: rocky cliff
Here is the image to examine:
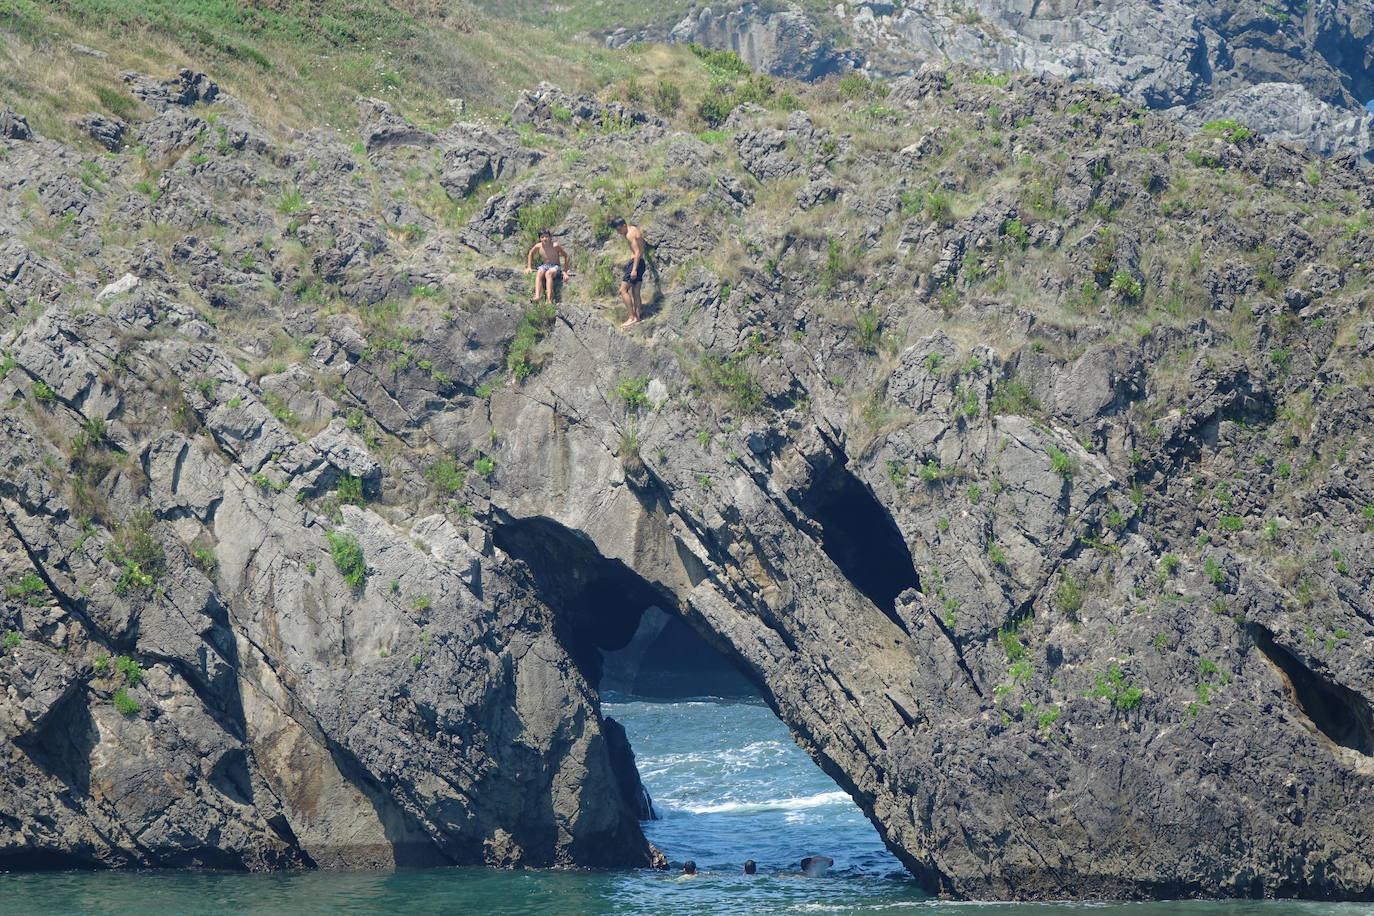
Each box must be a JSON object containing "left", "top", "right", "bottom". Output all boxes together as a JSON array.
[
  {"left": 608, "top": 0, "right": 1374, "bottom": 162},
  {"left": 1, "top": 40, "right": 1373, "bottom": 901}
]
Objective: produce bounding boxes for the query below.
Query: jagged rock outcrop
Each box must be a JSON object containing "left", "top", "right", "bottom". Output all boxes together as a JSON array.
[
  {"left": 1, "top": 58, "right": 1372, "bottom": 901},
  {"left": 610, "top": 0, "right": 1374, "bottom": 162}
]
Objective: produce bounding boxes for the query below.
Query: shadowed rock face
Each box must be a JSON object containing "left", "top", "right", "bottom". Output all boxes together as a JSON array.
[
  {"left": 611, "top": 0, "right": 1374, "bottom": 162},
  {"left": 1, "top": 64, "right": 1373, "bottom": 899}
]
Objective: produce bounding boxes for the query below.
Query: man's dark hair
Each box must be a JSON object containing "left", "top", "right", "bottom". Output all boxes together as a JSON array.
[
  {"left": 743, "top": 860, "right": 757, "bottom": 875},
  {"left": 683, "top": 860, "right": 697, "bottom": 875},
  {"left": 538, "top": 227, "right": 552, "bottom": 238},
  {"left": 608, "top": 217, "right": 626, "bottom": 229}
]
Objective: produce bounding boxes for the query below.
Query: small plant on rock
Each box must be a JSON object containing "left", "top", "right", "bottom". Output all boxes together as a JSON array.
[
  {"left": 427, "top": 458, "right": 466, "bottom": 494},
  {"left": 327, "top": 531, "right": 367, "bottom": 590},
  {"left": 109, "top": 511, "right": 164, "bottom": 595},
  {"left": 615, "top": 375, "right": 650, "bottom": 411},
  {"left": 336, "top": 472, "right": 365, "bottom": 506},
  {"left": 1047, "top": 446, "right": 1075, "bottom": 478},
  {"left": 112, "top": 687, "right": 139, "bottom": 716},
  {"left": 114, "top": 655, "right": 144, "bottom": 686},
  {"left": 6, "top": 573, "right": 48, "bottom": 606}
]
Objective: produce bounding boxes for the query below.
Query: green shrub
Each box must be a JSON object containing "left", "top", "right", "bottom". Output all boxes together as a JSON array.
[
  {"left": 109, "top": 511, "right": 164, "bottom": 594},
  {"left": 1204, "top": 556, "right": 1226, "bottom": 585},
  {"left": 1002, "top": 218, "right": 1029, "bottom": 249},
  {"left": 820, "top": 238, "right": 851, "bottom": 292},
  {"left": 1090, "top": 664, "right": 1143, "bottom": 711},
  {"left": 997, "top": 624, "right": 1027, "bottom": 662},
  {"left": 987, "top": 543, "right": 1008, "bottom": 567},
  {"left": 686, "top": 42, "right": 750, "bottom": 76},
  {"left": 327, "top": 531, "right": 367, "bottom": 590},
  {"left": 474, "top": 455, "right": 496, "bottom": 476},
  {"left": 589, "top": 257, "right": 618, "bottom": 296},
  {"left": 1047, "top": 446, "right": 1075, "bottom": 478},
  {"left": 1202, "top": 119, "right": 1254, "bottom": 144},
  {"left": 427, "top": 458, "right": 466, "bottom": 494},
  {"left": 919, "top": 460, "right": 946, "bottom": 484},
  {"left": 1110, "top": 270, "right": 1143, "bottom": 300},
  {"left": 31, "top": 381, "right": 56, "bottom": 402},
  {"left": 6, "top": 573, "right": 48, "bottom": 606},
  {"left": 1218, "top": 515, "right": 1243, "bottom": 531},
  {"left": 1037, "top": 705, "right": 1061, "bottom": 728},
  {"left": 651, "top": 80, "right": 682, "bottom": 116},
  {"left": 95, "top": 85, "right": 138, "bottom": 121},
  {"left": 696, "top": 91, "right": 734, "bottom": 128},
  {"left": 278, "top": 188, "right": 306, "bottom": 214},
  {"left": 925, "top": 191, "right": 952, "bottom": 224},
  {"left": 1158, "top": 553, "right": 1181, "bottom": 577},
  {"left": 989, "top": 378, "right": 1038, "bottom": 415},
  {"left": 1054, "top": 573, "right": 1085, "bottom": 615},
  {"left": 2, "top": 630, "right": 20, "bottom": 652},
  {"left": 615, "top": 375, "right": 650, "bottom": 411},
  {"left": 191, "top": 545, "right": 217, "bottom": 573},
  {"left": 507, "top": 301, "right": 556, "bottom": 381},
  {"left": 854, "top": 307, "right": 881, "bottom": 352},
  {"left": 336, "top": 472, "right": 365, "bottom": 506},
  {"left": 114, "top": 655, "right": 144, "bottom": 686},
  {"left": 695, "top": 353, "right": 763, "bottom": 413},
  {"left": 112, "top": 687, "right": 140, "bottom": 716}
]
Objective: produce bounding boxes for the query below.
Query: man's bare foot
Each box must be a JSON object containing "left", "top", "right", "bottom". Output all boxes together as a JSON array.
[
  {"left": 619, "top": 317, "right": 640, "bottom": 328},
  {"left": 529, "top": 296, "right": 541, "bottom": 303}
]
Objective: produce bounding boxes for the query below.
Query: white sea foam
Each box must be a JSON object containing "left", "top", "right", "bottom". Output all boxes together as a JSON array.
[{"left": 673, "top": 790, "right": 850, "bottom": 815}]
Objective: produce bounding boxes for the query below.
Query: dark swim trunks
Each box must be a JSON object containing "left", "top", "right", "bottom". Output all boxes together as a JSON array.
[{"left": 623, "top": 259, "right": 646, "bottom": 284}]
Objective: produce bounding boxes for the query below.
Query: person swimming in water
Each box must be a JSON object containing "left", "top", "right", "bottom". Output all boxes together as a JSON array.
[
  {"left": 743, "top": 860, "right": 757, "bottom": 875},
  {"left": 682, "top": 860, "right": 697, "bottom": 876},
  {"left": 799, "top": 855, "right": 833, "bottom": 877}
]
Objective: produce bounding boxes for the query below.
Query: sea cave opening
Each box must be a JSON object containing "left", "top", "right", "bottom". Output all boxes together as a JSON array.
[
  {"left": 789, "top": 457, "right": 920, "bottom": 628},
  {"left": 491, "top": 516, "right": 905, "bottom": 877},
  {"left": 1250, "top": 624, "right": 1373, "bottom": 756}
]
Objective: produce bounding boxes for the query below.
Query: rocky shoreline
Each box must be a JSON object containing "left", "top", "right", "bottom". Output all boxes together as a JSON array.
[{"left": 0, "top": 51, "right": 1372, "bottom": 899}]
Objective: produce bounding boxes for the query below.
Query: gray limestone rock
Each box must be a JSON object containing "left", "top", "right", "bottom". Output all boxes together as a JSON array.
[
  {"left": 77, "top": 113, "right": 127, "bottom": 151},
  {"left": 0, "top": 64, "right": 1372, "bottom": 903},
  {"left": 0, "top": 107, "right": 33, "bottom": 141}
]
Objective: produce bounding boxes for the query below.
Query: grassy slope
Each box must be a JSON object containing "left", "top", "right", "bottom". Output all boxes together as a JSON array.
[{"left": 0, "top": 0, "right": 646, "bottom": 137}]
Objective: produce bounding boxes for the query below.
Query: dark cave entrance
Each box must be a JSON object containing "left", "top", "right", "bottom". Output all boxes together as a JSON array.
[
  {"left": 490, "top": 516, "right": 754, "bottom": 698},
  {"left": 789, "top": 458, "right": 920, "bottom": 629},
  {"left": 491, "top": 514, "right": 901, "bottom": 874},
  {"left": 491, "top": 516, "right": 762, "bottom": 822},
  {"left": 1250, "top": 624, "right": 1373, "bottom": 756}
]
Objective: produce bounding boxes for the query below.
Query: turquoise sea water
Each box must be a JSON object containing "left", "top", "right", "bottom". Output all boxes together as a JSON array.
[{"left": 2, "top": 694, "right": 1370, "bottom": 915}]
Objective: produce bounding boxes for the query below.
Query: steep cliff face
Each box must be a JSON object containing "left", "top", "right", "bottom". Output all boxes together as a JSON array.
[
  {"left": 1, "top": 44, "right": 1373, "bottom": 901},
  {"left": 0, "top": 73, "right": 658, "bottom": 872},
  {"left": 621, "top": 0, "right": 1374, "bottom": 162}
]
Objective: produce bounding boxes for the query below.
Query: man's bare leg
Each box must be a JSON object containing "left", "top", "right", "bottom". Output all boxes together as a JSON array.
[
  {"left": 530, "top": 271, "right": 544, "bottom": 303},
  {"left": 618, "top": 281, "right": 639, "bottom": 327}
]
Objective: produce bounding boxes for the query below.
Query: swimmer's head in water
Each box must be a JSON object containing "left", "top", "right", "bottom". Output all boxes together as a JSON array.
[
  {"left": 743, "top": 860, "right": 757, "bottom": 875},
  {"left": 682, "top": 860, "right": 697, "bottom": 875}
]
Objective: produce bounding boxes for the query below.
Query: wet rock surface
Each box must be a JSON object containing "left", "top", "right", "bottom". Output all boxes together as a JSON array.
[{"left": 0, "top": 61, "right": 1371, "bottom": 900}]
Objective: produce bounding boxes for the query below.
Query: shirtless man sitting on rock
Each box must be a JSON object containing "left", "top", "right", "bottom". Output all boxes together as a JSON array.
[{"left": 525, "top": 228, "right": 570, "bottom": 304}]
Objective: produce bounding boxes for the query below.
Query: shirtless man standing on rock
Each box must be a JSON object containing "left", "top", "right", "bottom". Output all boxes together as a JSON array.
[{"left": 609, "top": 217, "right": 646, "bottom": 327}]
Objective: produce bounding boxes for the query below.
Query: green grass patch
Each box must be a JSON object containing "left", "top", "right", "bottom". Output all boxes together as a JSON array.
[{"left": 327, "top": 530, "right": 366, "bottom": 590}]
